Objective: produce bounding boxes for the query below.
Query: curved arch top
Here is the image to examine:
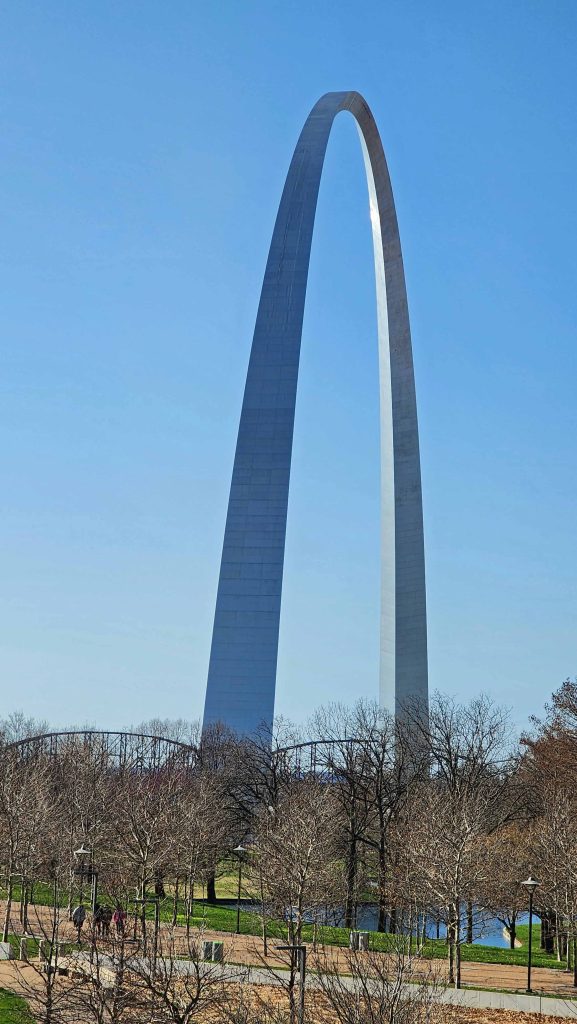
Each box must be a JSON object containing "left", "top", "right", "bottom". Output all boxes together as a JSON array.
[{"left": 202, "top": 92, "right": 427, "bottom": 736}]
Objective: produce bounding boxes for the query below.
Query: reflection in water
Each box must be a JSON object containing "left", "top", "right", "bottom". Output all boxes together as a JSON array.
[
  {"left": 224, "top": 901, "right": 538, "bottom": 950},
  {"left": 351, "top": 906, "right": 537, "bottom": 949}
]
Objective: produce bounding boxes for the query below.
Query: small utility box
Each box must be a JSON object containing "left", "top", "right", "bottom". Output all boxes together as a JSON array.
[
  {"left": 0, "top": 942, "right": 13, "bottom": 960},
  {"left": 212, "top": 941, "right": 224, "bottom": 962},
  {"left": 349, "top": 931, "right": 369, "bottom": 952}
]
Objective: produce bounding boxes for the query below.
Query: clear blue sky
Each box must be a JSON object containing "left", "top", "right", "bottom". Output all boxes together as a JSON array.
[{"left": 1, "top": 1, "right": 576, "bottom": 733}]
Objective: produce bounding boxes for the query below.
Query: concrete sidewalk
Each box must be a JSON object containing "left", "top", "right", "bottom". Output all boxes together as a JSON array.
[
  {"left": 235, "top": 963, "right": 577, "bottom": 1018},
  {"left": 6, "top": 900, "right": 577, "bottom": 1016}
]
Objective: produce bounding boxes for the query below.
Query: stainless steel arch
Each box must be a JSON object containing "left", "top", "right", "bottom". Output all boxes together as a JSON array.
[{"left": 203, "top": 91, "right": 427, "bottom": 736}]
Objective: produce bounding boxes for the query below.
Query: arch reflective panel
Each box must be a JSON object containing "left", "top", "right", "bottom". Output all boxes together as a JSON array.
[{"left": 203, "top": 92, "right": 428, "bottom": 737}]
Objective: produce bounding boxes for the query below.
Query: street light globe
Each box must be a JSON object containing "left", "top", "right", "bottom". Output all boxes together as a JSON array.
[
  {"left": 74, "top": 845, "right": 91, "bottom": 858},
  {"left": 521, "top": 875, "right": 540, "bottom": 893}
]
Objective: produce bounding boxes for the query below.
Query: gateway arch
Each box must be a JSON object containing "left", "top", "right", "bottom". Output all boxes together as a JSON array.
[{"left": 203, "top": 91, "right": 427, "bottom": 736}]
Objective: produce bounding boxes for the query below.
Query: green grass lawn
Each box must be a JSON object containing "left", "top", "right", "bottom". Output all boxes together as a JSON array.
[
  {"left": 0, "top": 988, "right": 33, "bottom": 1023},
  {"left": 170, "top": 901, "right": 565, "bottom": 970},
  {"left": 1, "top": 879, "right": 565, "bottom": 972},
  {"left": 6, "top": 935, "right": 40, "bottom": 959},
  {"left": 516, "top": 922, "right": 542, "bottom": 946},
  {"left": 6, "top": 895, "right": 560, "bottom": 973}
]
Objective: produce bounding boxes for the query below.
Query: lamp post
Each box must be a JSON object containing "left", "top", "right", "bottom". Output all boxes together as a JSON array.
[
  {"left": 91, "top": 869, "right": 99, "bottom": 915},
  {"left": 521, "top": 875, "right": 540, "bottom": 993},
  {"left": 73, "top": 845, "right": 92, "bottom": 907},
  {"left": 232, "top": 845, "right": 246, "bottom": 935},
  {"left": 277, "top": 944, "right": 307, "bottom": 1024},
  {"left": 132, "top": 896, "right": 160, "bottom": 968}
]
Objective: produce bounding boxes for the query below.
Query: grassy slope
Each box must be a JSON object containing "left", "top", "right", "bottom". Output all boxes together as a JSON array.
[{"left": 174, "top": 903, "right": 565, "bottom": 970}]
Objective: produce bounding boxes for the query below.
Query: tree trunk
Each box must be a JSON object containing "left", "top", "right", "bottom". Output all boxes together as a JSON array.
[
  {"left": 377, "top": 838, "right": 387, "bottom": 932},
  {"left": 455, "top": 904, "right": 462, "bottom": 989},
  {"left": 344, "top": 831, "right": 356, "bottom": 929},
  {"left": 2, "top": 876, "right": 13, "bottom": 943},
  {"left": 22, "top": 881, "right": 29, "bottom": 933},
  {"left": 287, "top": 954, "right": 298, "bottom": 1024},
  {"left": 19, "top": 881, "right": 25, "bottom": 925},
  {"left": 467, "top": 902, "right": 473, "bottom": 944},
  {"left": 172, "top": 876, "right": 179, "bottom": 927},
  {"left": 187, "top": 879, "right": 195, "bottom": 938},
  {"left": 259, "top": 866, "right": 268, "bottom": 956},
  {"left": 510, "top": 915, "right": 516, "bottom": 949},
  {"left": 67, "top": 871, "right": 74, "bottom": 920},
  {"left": 541, "top": 912, "right": 552, "bottom": 952},
  {"left": 447, "top": 922, "right": 455, "bottom": 986},
  {"left": 206, "top": 874, "right": 217, "bottom": 905},
  {"left": 139, "top": 874, "right": 147, "bottom": 950}
]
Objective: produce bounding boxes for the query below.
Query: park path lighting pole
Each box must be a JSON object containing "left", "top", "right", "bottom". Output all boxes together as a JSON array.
[
  {"left": 74, "top": 845, "right": 91, "bottom": 907},
  {"left": 521, "top": 876, "right": 540, "bottom": 993},
  {"left": 91, "top": 870, "right": 99, "bottom": 914},
  {"left": 232, "top": 845, "right": 246, "bottom": 935},
  {"left": 133, "top": 896, "right": 160, "bottom": 969},
  {"left": 277, "top": 944, "right": 307, "bottom": 1024},
  {"left": 74, "top": 844, "right": 98, "bottom": 914}
]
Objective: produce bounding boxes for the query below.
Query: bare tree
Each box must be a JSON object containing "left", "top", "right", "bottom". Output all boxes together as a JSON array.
[
  {"left": 531, "top": 782, "right": 577, "bottom": 973},
  {"left": 176, "top": 767, "right": 234, "bottom": 935},
  {"left": 66, "top": 929, "right": 142, "bottom": 1024},
  {"left": 127, "top": 926, "right": 231, "bottom": 1023},
  {"left": 478, "top": 824, "right": 533, "bottom": 948},
  {"left": 11, "top": 873, "right": 78, "bottom": 1024},
  {"left": 219, "top": 988, "right": 293, "bottom": 1024},
  {"left": 0, "top": 711, "right": 49, "bottom": 744},
  {"left": 309, "top": 703, "right": 374, "bottom": 930},
  {"left": 251, "top": 778, "right": 343, "bottom": 1022},
  {"left": 130, "top": 718, "right": 201, "bottom": 746},
  {"left": 406, "top": 694, "right": 519, "bottom": 987},
  {"left": 316, "top": 940, "right": 451, "bottom": 1024},
  {"left": 0, "top": 747, "right": 54, "bottom": 941},
  {"left": 110, "top": 763, "right": 186, "bottom": 936},
  {"left": 310, "top": 701, "right": 426, "bottom": 935}
]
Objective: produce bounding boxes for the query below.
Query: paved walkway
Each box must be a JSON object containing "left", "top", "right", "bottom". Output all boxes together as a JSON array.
[
  {"left": 160, "top": 924, "right": 577, "bottom": 1000},
  {"left": 5, "top": 901, "right": 577, "bottom": 1012},
  {"left": 230, "top": 964, "right": 577, "bottom": 1019},
  {"left": 3, "top": 955, "right": 576, "bottom": 1021}
]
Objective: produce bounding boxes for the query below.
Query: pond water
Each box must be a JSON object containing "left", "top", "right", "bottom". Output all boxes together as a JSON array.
[
  {"left": 225, "top": 901, "right": 538, "bottom": 950},
  {"left": 352, "top": 906, "right": 536, "bottom": 949}
]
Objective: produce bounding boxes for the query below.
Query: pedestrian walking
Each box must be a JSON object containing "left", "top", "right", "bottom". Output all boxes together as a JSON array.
[
  {"left": 101, "top": 905, "right": 112, "bottom": 938},
  {"left": 92, "top": 903, "right": 103, "bottom": 937},
  {"left": 112, "top": 904, "right": 126, "bottom": 937},
  {"left": 72, "top": 904, "right": 86, "bottom": 942}
]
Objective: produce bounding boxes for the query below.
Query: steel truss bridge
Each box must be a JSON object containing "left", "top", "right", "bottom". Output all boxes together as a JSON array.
[
  {"left": 6, "top": 730, "right": 199, "bottom": 773},
  {"left": 6, "top": 730, "right": 364, "bottom": 778}
]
